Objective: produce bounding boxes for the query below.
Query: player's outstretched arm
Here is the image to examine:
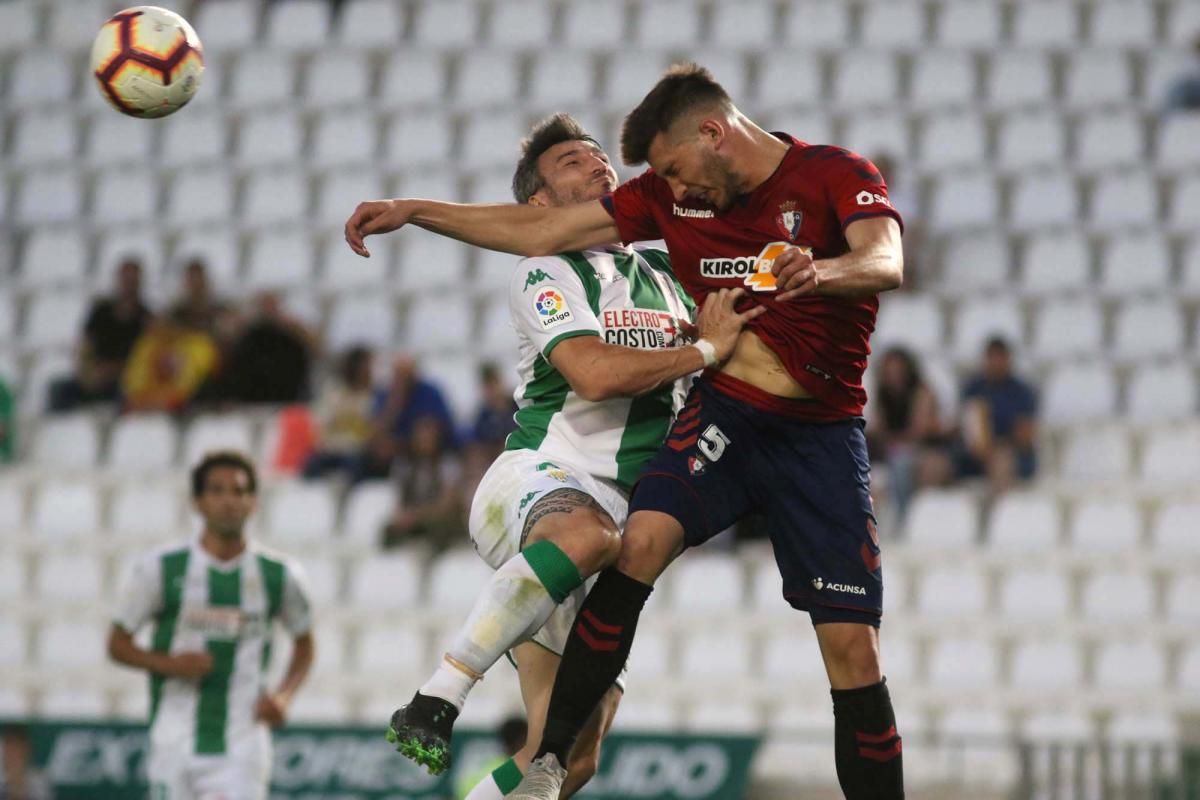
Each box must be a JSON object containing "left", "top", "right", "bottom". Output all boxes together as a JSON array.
[
  {"left": 549, "top": 288, "right": 765, "bottom": 401},
  {"left": 773, "top": 216, "right": 904, "bottom": 300},
  {"left": 107, "top": 624, "right": 213, "bottom": 680},
  {"left": 344, "top": 197, "right": 621, "bottom": 259}
]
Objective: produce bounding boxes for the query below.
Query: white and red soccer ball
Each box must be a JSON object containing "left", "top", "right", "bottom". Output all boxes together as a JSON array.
[{"left": 91, "top": 6, "right": 204, "bottom": 118}]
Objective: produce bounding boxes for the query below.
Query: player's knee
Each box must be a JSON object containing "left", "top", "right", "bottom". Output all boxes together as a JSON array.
[
  {"left": 566, "top": 747, "right": 601, "bottom": 788},
  {"left": 614, "top": 518, "right": 682, "bottom": 583},
  {"left": 540, "top": 509, "right": 622, "bottom": 576},
  {"left": 825, "top": 634, "right": 883, "bottom": 688}
]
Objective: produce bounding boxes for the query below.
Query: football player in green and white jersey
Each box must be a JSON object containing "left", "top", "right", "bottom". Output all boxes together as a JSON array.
[
  {"left": 383, "top": 114, "right": 762, "bottom": 799},
  {"left": 108, "top": 451, "right": 314, "bottom": 800}
]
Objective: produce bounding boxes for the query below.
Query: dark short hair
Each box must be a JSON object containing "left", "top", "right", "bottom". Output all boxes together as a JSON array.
[
  {"left": 511, "top": 113, "right": 600, "bottom": 203},
  {"left": 620, "top": 63, "right": 733, "bottom": 166},
  {"left": 339, "top": 345, "right": 372, "bottom": 385},
  {"left": 191, "top": 451, "right": 258, "bottom": 498},
  {"left": 985, "top": 335, "right": 1011, "bottom": 355}
]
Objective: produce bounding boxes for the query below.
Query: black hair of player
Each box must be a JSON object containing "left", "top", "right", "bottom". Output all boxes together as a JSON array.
[
  {"left": 621, "top": 63, "right": 734, "bottom": 167},
  {"left": 984, "top": 335, "right": 1011, "bottom": 355},
  {"left": 512, "top": 113, "right": 601, "bottom": 204},
  {"left": 191, "top": 450, "right": 258, "bottom": 498}
]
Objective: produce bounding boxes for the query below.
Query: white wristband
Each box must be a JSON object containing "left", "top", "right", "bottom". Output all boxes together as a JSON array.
[{"left": 692, "top": 338, "right": 718, "bottom": 368}]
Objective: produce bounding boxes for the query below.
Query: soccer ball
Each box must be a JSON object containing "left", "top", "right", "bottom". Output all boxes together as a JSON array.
[{"left": 91, "top": 6, "right": 204, "bottom": 118}]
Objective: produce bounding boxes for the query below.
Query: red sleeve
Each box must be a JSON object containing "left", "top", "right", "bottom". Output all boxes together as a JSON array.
[
  {"left": 824, "top": 149, "right": 905, "bottom": 233},
  {"left": 600, "top": 170, "right": 663, "bottom": 244}
]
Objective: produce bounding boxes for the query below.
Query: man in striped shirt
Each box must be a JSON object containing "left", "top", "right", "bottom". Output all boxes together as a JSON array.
[
  {"left": 108, "top": 451, "right": 314, "bottom": 800},
  {"left": 385, "top": 114, "right": 760, "bottom": 799}
]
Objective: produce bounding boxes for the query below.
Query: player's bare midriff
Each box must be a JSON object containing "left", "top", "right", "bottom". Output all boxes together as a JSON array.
[{"left": 719, "top": 329, "right": 814, "bottom": 399}]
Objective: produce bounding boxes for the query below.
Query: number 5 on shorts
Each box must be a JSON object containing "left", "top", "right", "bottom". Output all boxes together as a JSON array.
[{"left": 697, "top": 425, "right": 731, "bottom": 461}]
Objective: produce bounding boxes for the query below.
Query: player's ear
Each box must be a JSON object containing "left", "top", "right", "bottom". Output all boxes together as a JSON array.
[
  {"left": 698, "top": 117, "right": 726, "bottom": 147},
  {"left": 527, "top": 191, "right": 549, "bottom": 208}
]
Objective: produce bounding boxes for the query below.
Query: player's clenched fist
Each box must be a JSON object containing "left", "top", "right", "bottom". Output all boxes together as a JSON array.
[
  {"left": 695, "top": 287, "right": 767, "bottom": 363},
  {"left": 771, "top": 246, "right": 819, "bottom": 301},
  {"left": 344, "top": 199, "right": 409, "bottom": 258}
]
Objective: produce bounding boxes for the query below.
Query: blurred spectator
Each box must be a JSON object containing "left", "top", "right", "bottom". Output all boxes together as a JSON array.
[
  {"left": 469, "top": 362, "right": 517, "bottom": 460},
  {"left": 219, "top": 292, "right": 318, "bottom": 404},
  {"left": 867, "top": 347, "right": 952, "bottom": 517},
  {"left": 122, "top": 318, "right": 220, "bottom": 413},
  {"left": 359, "top": 356, "right": 456, "bottom": 482},
  {"left": 382, "top": 416, "right": 465, "bottom": 551},
  {"left": 1165, "top": 33, "right": 1200, "bottom": 112},
  {"left": 167, "top": 259, "right": 235, "bottom": 343},
  {"left": 303, "top": 345, "right": 377, "bottom": 481},
  {"left": 0, "top": 723, "right": 53, "bottom": 800},
  {"left": 0, "top": 376, "right": 13, "bottom": 465},
  {"left": 48, "top": 259, "right": 151, "bottom": 412},
  {"left": 871, "top": 152, "right": 925, "bottom": 289},
  {"left": 957, "top": 336, "right": 1039, "bottom": 491}
]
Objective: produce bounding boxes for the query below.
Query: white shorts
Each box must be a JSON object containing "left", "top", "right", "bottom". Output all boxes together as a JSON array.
[
  {"left": 147, "top": 733, "right": 270, "bottom": 800},
  {"left": 469, "top": 449, "right": 629, "bottom": 660}
]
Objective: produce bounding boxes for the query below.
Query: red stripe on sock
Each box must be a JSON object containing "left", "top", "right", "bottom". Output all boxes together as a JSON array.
[
  {"left": 574, "top": 622, "right": 619, "bottom": 652},
  {"left": 858, "top": 740, "right": 902, "bottom": 762},
  {"left": 855, "top": 725, "right": 898, "bottom": 744},
  {"left": 580, "top": 609, "right": 623, "bottom": 636}
]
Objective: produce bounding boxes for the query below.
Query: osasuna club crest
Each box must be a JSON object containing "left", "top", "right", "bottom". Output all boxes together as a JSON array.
[{"left": 777, "top": 201, "right": 803, "bottom": 242}]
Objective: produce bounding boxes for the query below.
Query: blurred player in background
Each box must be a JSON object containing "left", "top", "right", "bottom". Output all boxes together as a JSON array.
[
  {"left": 346, "top": 63, "right": 905, "bottom": 800},
  {"left": 108, "top": 451, "right": 314, "bottom": 800},
  {"left": 384, "top": 113, "right": 761, "bottom": 799}
]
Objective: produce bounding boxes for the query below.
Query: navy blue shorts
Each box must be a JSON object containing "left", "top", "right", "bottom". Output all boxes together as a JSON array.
[{"left": 630, "top": 377, "right": 884, "bottom": 626}]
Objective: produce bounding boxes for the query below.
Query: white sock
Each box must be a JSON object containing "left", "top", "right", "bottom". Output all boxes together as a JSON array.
[
  {"left": 419, "top": 551, "right": 559, "bottom": 709},
  {"left": 464, "top": 772, "right": 506, "bottom": 800}
]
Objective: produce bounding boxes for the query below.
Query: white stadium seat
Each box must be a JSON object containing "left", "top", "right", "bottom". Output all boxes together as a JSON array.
[
  {"left": 244, "top": 230, "right": 316, "bottom": 292},
  {"left": 1075, "top": 111, "right": 1143, "bottom": 170},
  {"left": 1088, "top": 1, "right": 1155, "bottom": 46},
  {"left": 1180, "top": 645, "right": 1200, "bottom": 692},
  {"left": 1165, "top": 573, "right": 1200, "bottom": 626},
  {"left": 346, "top": 550, "right": 422, "bottom": 612},
  {"left": 940, "top": 233, "right": 1009, "bottom": 295},
  {"left": 1141, "top": 427, "right": 1200, "bottom": 485},
  {"left": 46, "top": 0, "right": 110, "bottom": 50},
  {"left": 35, "top": 621, "right": 108, "bottom": 671},
  {"left": 487, "top": 0, "right": 554, "bottom": 48},
  {"left": 1169, "top": 174, "right": 1200, "bottom": 231},
  {"left": 679, "top": 630, "right": 753, "bottom": 680},
  {"left": 1127, "top": 362, "right": 1197, "bottom": 423},
  {"left": 264, "top": 483, "right": 338, "bottom": 545},
  {"left": 161, "top": 110, "right": 227, "bottom": 167},
  {"left": 914, "top": 566, "right": 987, "bottom": 619},
  {"left": 19, "top": 230, "right": 88, "bottom": 291},
  {"left": 633, "top": 0, "right": 703, "bottom": 49},
  {"left": 997, "top": 111, "right": 1065, "bottom": 171},
  {"left": 1094, "top": 640, "right": 1167, "bottom": 691},
  {"left": 192, "top": 0, "right": 258, "bottom": 54},
  {"left": 936, "top": 0, "right": 1000, "bottom": 46},
  {"left": 356, "top": 624, "right": 427, "bottom": 675},
  {"left": 1091, "top": 172, "right": 1157, "bottom": 228},
  {"left": 243, "top": 170, "right": 309, "bottom": 226},
  {"left": 874, "top": 294, "right": 943, "bottom": 352},
  {"left": 33, "top": 553, "right": 106, "bottom": 606},
  {"left": 402, "top": 296, "right": 476, "bottom": 354},
  {"left": 327, "top": 294, "right": 395, "bottom": 352},
  {"left": 33, "top": 414, "right": 100, "bottom": 470},
  {"left": 1065, "top": 50, "right": 1134, "bottom": 108},
  {"left": 1112, "top": 296, "right": 1183, "bottom": 362},
  {"left": 1157, "top": 114, "right": 1200, "bottom": 168},
  {"left": 237, "top": 111, "right": 304, "bottom": 167},
  {"left": 682, "top": 700, "right": 761, "bottom": 734},
  {"left": 12, "top": 111, "right": 77, "bottom": 167},
  {"left": 1098, "top": 230, "right": 1170, "bottom": 297},
  {"left": 840, "top": 112, "right": 911, "bottom": 162},
  {"left": 918, "top": 111, "right": 985, "bottom": 170},
  {"left": 998, "top": 568, "right": 1070, "bottom": 623},
  {"left": 0, "top": 1, "right": 36, "bottom": 53},
  {"left": 229, "top": 52, "right": 295, "bottom": 109},
  {"left": 1012, "top": 2, "right": 1078, "bottom": 45},
  {"left": 927, "top": 637, "right": 998, "bottom": 690},
  {"left": 666, "top": 555, "right": 744, "bottom": 612},
  {"left": 86, "top": 112, "right": 156, "bottom": 167},
  {"left": 860, "top": 0, "right": 925, "bottom": 46},
  {"left": 384, "top": 113, "right": 455, "bottom": 168},
  {"left": 936, "top": 708, "right": 1017, "bottom": 786},
  {"left": 1031, "top": 297, "right": 1103, "bottom": 361},
  {"left": 831, "top": 52, "right": 899, "bottom": 108},
  {"left": 1020, "top": 232, "right": 1091, "bottom": 297},
  {"left": 528, "top": 52, "right": 596, "bottom": 107},
  {"left": 951, "top": 296, "right": 1023, "bottom": 361},
  {"left": 986, "top": 491, "right": 1059, "bottom": 554},
  {"left": 263, "top": 0, "right": 330, "bottom": 50},
  {"left": 319, "top": 230, "right": 390, "bottom": 290},
  {"left": 92, "top": 169, "right": 157, "bottom": 226},
  {"left": 1082, "top": 570, "right": 1154, "bottom": 624},
  {"left": 380, "top": 51, "right": 447, "bottom": 107},
  {"left": 23, "top": 290, "right": 87, "bottom": 352},
  {"left": 108, "top": 414, "right": 178, "bottom": 471},
  {"left": 1059, "top": 425, "right": 1133, "bottom": 483},
  {"left": 16, "top": 170, "right": 84, "bottom": 226},
  {"left": 1009, "top": 171, "right": 1078, "bottom": 230},
  {"left": 786, "top": 0, "right": 850, "bottom": 45},
  {"left": 336, "top": 0, "right": 404, "bottom": 48},
  {"left": 183, "top": 415, "right": 255, "bottom": 468},
  {"left": 988, "top": 51, "right": 1053, "bottom": 109},
  {"left": 427, "top": 548, "right": 495, "bottom": 612},
  {"left": 110, "top": 483, "right": 181, "bottom": 541},
  {"left": 904, "top": 489, "right": 979, "bottom": 550},
  {"left": 1010, "top": 639, "right": 1083, "bottom": 691},
  {"left": 756, "top": 54, "right": 824, "bottom": 110},
  {"left": 561, "top": 0, "right": 625, "bottom": 48},
  {"left": 930, "top": 172, "right": 998, "bottom": 230},
  {"left": 167, "top": 169, "right": 235, "bottom": 226},
  {"left": 8, "top": 51, "right": 74, "bottom": 109},
  {"left": 0, "top": 619, "right": 27, "bottom": 668},
  {"left": 460, "top": 112, "right": 527, "bottom": 170},
  {"left": 1069, "top": 496, "right": 1141, "bottom": 554},
  {"left": 412, "top": 0, "right": 478, "bottom": 47},
  {"left": 761, "top": 629, "right": 830, "bottom": 686},
  {"left": 455, "top": 51, "right": 521, "bottom": 108},
  {"left": 31, "top": 481, "right": 102, "bottom": 541},
  {"left": 312, "top": 111, "right": 378, "bottom": 169},
  {"left": 1153, "top": 501, "right": 1200, "bottom": 557},
  {"left": 40, "top": 687, "right": 108, "bottom": 720},
  {"left": 711, "top": 0, "right": 774, "bottom": 47},
  {"left": 1042, "top": 362, "right": 1118, "bottom": 426}
]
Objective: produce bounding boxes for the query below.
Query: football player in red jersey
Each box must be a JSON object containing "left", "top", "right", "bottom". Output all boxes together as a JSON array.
[{"left": 346, "top": 64, "right": 905, "bottom": 800}]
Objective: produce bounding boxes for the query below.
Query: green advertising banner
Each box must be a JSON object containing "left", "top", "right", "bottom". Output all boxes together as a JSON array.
[{"left": 16, "top": 720, "right": 759, "bottom": 800}]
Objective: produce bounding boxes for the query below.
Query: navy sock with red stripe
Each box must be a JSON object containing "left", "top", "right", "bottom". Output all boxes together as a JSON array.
[
  {"left": 536, "top": 569, "right": 652, "bottom": 763},
  {"left": 831, "top": 678, "right": 904, "bottom": 799}
]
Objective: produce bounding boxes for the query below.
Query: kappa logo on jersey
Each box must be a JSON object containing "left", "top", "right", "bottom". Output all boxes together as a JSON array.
[
  {"left": 601, "top": 308, "right": 679, "bottom": 349},
  {"left": 518, "top": 490, "right": 540, "bottom": 514},
  {"left": 534, "top": 287, "right": 573, "bottom": 329},
  {"left": 699, "top": 242, "right": 813, "bottom": 292},
  {"left": 856, "top": 190, "right": 892, "bottom": 207},
  {"left": 523, "top": 269, "right": 551, "bottom": 291},
  {"left": 777, "top": 201, "right": 804, "bottom": 242}
]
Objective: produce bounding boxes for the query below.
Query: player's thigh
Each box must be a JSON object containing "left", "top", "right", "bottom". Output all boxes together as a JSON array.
[
  {"left": 522, "top": 488, "right": 622, "bottom": 577},
  {"left": 758, "top": 418, "right": 883, "bottom": 626}
]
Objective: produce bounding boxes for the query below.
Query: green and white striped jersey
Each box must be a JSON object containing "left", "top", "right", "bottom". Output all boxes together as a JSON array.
[
  {"left": 505, "top": 244, "right": 696, "bottom": 490},
  {"left": 114, "top": 539, "right": 311, "bottom": 756}
]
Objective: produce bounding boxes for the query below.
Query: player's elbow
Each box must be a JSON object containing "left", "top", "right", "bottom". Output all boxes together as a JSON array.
[{"left": 571, "top": 376, "right": 616, "bottom": 403}]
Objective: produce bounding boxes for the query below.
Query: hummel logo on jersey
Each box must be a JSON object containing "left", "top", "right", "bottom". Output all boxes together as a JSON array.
[
  {"left": 673, "top": 203, "right": 714, "bottom": 219},
  {"left": 523, "top": 269, "right": 551, "bottom": 291},
  {"left": 812, "top": 577, "right": 867, "bottom": 595},
  {"left": 856, "top": 190, "right": 892, "bottom": 207}
]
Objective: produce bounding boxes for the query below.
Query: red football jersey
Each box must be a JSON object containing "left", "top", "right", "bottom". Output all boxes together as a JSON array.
[{"left": 601, "top": 135, "right": 902, "bottom": 419}]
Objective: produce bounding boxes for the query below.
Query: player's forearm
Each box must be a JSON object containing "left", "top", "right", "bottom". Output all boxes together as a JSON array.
[
  {"left": 407, "top": 200, "right": 567, "bottom": 257},
  {"left": 572, "top": 344, "right": 705, "bottom": 401},
  {"left": 815, "top": 246, "right": 903, "bottom": 296},
  {"left": 275, "top": 634, "right": 314, "bottom": 701},
  {"left": 108, "top": 629, "right": 173, "bottom": 676}
]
